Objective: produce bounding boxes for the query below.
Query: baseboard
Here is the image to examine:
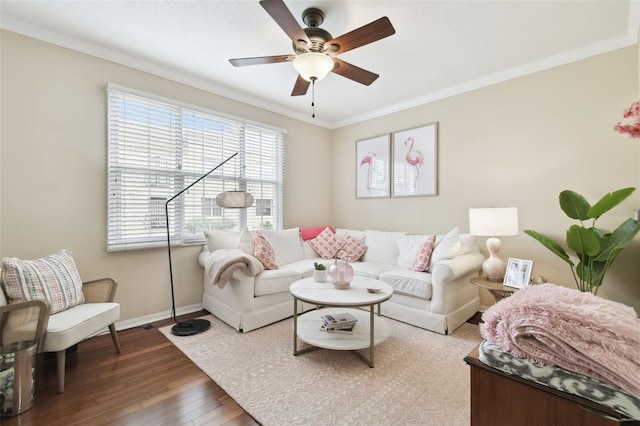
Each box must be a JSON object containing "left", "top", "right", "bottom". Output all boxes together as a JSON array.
[{"left": 113, "top": 303, "right": 204, "bottom": 331}]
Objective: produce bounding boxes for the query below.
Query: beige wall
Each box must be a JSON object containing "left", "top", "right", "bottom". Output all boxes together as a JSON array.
[
  {"left": 332, "top": 46, "right": 640, "bottom": 311},
  {"left": 0, "top": 30, "right": 331, "bottom": 323},
  {"left": 2, "top": 28, "right": 640, "bottom": 323}
]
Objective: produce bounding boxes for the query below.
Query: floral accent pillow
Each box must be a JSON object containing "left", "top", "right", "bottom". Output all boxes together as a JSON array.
[
  {"left": 309, "top": 227, "right": 342, "bottom": 259},
  {"left": 412, "top": 235, "right": 436, "bottom": 272},
  {"left": 254, "top": 232, "right": 278, "bottom": 270},
  {"left": 339, "top": 235, "right": 367, "bottom": 261}
]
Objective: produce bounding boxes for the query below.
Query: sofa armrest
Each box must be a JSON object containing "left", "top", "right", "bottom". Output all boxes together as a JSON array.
[
  {"left": 82, "top": 278, "right": 118, "bottom": 303},
  {"left": 429, "top": 249, "right": 484, "bottom": 315},
  {"left": 0, "top": 298, "right": 51, "bottom": 353}
]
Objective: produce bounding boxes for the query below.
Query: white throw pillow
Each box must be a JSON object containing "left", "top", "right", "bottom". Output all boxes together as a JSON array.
[
  {"left": 362, "top": 230, "right": 407, "bottom": 265},
  {"left": 428, "top": 227, "right": 461, "bottom": 271},
  {"left": 260, "top": 227, "right": 305, "bottom": 266},
  {"left": 204, "top": 229, "right": 241, "bottom": 252},
  {"left": 239, "top": 228, "right": 254, "bottom": 255},
  {"left": 397, "top": 235, "right": 430, "bottom": 269},
  {"left": 458, "top": 233, "right": 476, "bottom": 255}
]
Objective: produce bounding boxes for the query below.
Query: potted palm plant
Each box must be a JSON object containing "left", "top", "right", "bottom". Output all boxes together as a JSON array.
[{"left": 525, "top": 187, "right": 640, "bottom": 294}]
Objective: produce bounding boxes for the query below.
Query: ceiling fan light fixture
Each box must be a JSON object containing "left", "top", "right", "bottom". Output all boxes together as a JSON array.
[{"left": 292, "top": 53, "right": 334, "bottom": 82}]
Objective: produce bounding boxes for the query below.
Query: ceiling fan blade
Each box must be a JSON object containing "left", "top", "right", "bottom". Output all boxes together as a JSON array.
[
  {"left": 229, "top": 55, "right": 295, "bottom": 67},
  {"left": 331, "top": 58, "right": 379, "bottom": 86},
  {"left": 291, "top": 75, "right": 310, "bottom": 96},
  {"left": 326, "top": 17, "right": 395, "bottom": 54},
  {"left": 260, "top": 0, "right": 310, "bottom": 46}
]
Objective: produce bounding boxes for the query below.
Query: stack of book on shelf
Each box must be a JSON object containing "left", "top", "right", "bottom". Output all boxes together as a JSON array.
[{"left": 320, "top": 312, "right": 358, "bottom": 333}]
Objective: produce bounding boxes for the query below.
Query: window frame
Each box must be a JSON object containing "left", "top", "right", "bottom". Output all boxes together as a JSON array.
[{"left": 106, "top": 83, "right": 286, "bottom": 252}]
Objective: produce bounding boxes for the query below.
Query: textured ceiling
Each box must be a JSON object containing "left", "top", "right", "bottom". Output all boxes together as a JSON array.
[{"left": 1, "top": 1, "right": 638, "bottom": 128}]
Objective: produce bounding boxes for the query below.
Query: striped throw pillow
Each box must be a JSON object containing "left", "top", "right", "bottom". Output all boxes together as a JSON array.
[{"left": 0, "top": 249, "right": 85, "bottom": 314}]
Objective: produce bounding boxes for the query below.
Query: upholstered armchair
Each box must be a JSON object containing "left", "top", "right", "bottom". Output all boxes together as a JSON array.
[{"left": 1, "top": 251, "right": 121, "bottom": 393}]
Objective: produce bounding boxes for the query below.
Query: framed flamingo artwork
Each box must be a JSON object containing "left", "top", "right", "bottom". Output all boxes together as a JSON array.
[
  {"left": 392, "top": 122, "right": 438, "bottom": 197},
  {"left": 356, "top": 134, "right": 390, "bottom": 199}
]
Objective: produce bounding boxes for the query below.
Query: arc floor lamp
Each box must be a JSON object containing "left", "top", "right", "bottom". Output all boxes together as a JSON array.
[{"left": 165, "top": 152, "right": 252, "bottom": 336}]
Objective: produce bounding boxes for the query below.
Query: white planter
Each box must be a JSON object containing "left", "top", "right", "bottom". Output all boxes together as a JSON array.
[{"left": 313, "top": 270, "right": 327, "bottom": 283}]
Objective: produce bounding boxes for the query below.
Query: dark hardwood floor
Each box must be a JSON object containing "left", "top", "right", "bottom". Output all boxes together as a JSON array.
[
  {"left": 2, "top": 311, "right": 259, "bottom": 426},
  {"left": 4, "top": 311, "right": 483, "bottom": 425}
]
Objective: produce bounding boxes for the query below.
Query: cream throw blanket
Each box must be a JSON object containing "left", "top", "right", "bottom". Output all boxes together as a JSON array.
[
  {"left": 480, "top": 283, "right": 640, "bottom": 398},
  {"left": 204, "top": 248, "right": 264, "bottom": 289}
]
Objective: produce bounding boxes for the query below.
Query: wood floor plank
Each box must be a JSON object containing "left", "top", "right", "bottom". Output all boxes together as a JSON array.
[{"left": 1, "top": 311, "right": 259, "bottom": 426}]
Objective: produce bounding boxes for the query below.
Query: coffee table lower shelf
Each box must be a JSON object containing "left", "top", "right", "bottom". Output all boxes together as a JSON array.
[{"left": 294, "top": 307, "right": 390, "bottom": 367}]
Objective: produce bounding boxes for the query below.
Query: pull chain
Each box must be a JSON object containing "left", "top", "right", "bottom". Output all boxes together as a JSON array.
[{"left": 311, "top": 77, "right": 316, "bottom": 118}]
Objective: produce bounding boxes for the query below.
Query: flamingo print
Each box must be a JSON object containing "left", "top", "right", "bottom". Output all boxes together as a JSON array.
[
  {"left": 360, "top": 152, "right": 377, "bottom": 189},
  {"left": 405, "top": 136, "right": 424, "bottom": 190}
]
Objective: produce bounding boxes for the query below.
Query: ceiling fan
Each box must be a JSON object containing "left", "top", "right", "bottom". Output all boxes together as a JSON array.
[{"left": 229, "top": 0, "right": 396, "bottom": 97}]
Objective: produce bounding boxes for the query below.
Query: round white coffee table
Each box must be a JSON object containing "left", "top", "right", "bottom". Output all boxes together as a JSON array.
[{"left": 290, "top": 276, "right": 393, "bottom": 367}]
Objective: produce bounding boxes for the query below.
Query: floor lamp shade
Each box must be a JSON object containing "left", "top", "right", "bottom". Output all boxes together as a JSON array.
[
  {"left": 469, "top": 207, "right": 519, "bottom": 281},
  {"left": 165, "top": 153, "right": 238, "bottom": 336},
  {"left": 216, "top": 190, "right": 254, "bottom": 209}
]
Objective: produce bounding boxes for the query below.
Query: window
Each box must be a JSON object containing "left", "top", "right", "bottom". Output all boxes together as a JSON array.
[{"left": 107, "top": 84, "right": 285, "bottom": 251}]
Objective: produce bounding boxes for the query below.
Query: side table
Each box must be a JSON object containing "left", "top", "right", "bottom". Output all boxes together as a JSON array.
[{"left": 470, "top": 276, "right": 517, "bottom": 303}]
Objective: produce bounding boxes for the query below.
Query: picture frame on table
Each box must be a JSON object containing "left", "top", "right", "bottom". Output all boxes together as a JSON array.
[
  {"left": 356, "top": 134, "right": 390, "bottom": 199},
  {"left": 392, "top": 122, "right": 438, "bottom": 197},
  {"left": 503, "top": 258, "right": 534, "bottom": 289}
]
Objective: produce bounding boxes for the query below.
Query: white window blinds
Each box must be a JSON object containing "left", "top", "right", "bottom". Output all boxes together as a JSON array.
[{"left": 107, "top": 84, "right": 285, "bottom": 252}]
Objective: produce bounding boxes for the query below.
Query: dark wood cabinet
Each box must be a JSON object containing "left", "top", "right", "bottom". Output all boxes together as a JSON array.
[{"left": 464, "top": 346, "right": 639, "bottom": 426}]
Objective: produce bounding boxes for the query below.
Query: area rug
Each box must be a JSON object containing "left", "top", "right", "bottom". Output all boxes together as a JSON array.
[{"left": 160, "top": 315, "right": 482, "bottom": 425}]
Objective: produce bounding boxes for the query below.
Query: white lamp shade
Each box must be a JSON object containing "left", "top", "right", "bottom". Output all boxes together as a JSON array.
[
  {"left": 468, "top": 207, "right": 518, "bottom": 237},
  {"left": 216, "top": 191, "right": 254, "bottom": 209},
  {"left": 292, "top": 53, "right": 334, "bottom": 82}
]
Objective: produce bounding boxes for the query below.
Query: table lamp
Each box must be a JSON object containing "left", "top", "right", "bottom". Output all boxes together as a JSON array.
[{"left": 469, "top": 207, "right": 519, "bottom": 281}]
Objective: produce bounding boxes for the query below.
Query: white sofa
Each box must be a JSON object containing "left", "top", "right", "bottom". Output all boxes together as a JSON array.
[{"left": 198, "top": 227, "right": 484, "bottom": 335}]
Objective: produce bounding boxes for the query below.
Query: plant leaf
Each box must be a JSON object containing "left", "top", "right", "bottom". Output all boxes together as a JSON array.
[
  {"left": 559, "top": 190, "right": 591, "bottom": 220},
  {"left": 588, "top": 187, "right": 635, "bottom": 219},
  {"left": 524, "top": 229, "right": 573, "bottom": 265},
  {"left": 594, "top": 218, "right": 640, "bottom": 261},
  {"left": 566, "top": 225, "right": 600, "bottom": 256}
]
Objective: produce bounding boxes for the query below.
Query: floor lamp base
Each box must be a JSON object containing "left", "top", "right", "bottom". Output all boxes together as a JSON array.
[{"left": 171, "top": 319, "right": 211, "bottom": 336}]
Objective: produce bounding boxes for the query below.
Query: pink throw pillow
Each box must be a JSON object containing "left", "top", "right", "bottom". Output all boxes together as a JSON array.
[
  {"left": 300, "top": 225, "right": 335, "bottom": 241},
  {"left": 339, "top": 235, "right": 367, "bottom": 261},
  {"left": 309, "top": 227, "right": 342, "bottom": 259},
  {"left": 254, "top": 232, "right": 278, "bottom": 270},
  {"left": 412, "top": 235, "right": 436, "bottom": 272}
]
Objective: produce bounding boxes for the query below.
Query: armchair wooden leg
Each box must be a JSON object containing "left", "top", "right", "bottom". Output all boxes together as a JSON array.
[
  {"left": 109, "top": 324, "right": 121, "bottom": 353},
  {"left": 56, "top": 350, "right": 66, "bottom": 393}
]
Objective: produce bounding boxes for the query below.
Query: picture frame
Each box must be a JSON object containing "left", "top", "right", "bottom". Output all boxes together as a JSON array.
[
  {"left": 503, "top": 258, "right": 534, "bottom": 289},
  {"left": 392, "top": 122, "right": 438, "bottom": 197},
  {"left": 356, "top": 134, "right": 390, "bottom": 199}
]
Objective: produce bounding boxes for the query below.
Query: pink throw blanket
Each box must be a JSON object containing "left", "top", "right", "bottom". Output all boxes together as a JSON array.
[
  {"left": 480, "top": 283, "right": 640, "bottom": 398},
  {"left": 204, "top": 248, "right": 264, "bottom": 289}
]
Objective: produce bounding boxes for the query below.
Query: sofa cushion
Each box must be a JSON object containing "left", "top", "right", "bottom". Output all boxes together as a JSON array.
[
  {"left": 412, "top": 235, "right": 436, "bottom": 272},
  {"left": 379, "top": 269, "right": 433, "bottom": 300},
  {"left": 397, "top": 235, "right": 430, "bottom": 269},
  {"left": 300, "top": 225, "right": 335, "bottom": 241},
  {"left": 0, "top": 249, "right": 85, "bottom": 314},
  {"left": 204, "top": 229, "right": 241, "bottom": 252},
  {"left": 362, "top": 230, "right": 407, "bottom": 264},
  {"left": 254, "top": 269, "right": 302, "bottom": 297},
  {"left": 260, "top": 227, "right": 305, "bottom": 266},
  {"left": 352, "top": 262, "right": 398, "bottom": 279},
  {"left": 428, "top": 227, "right": 461, "bottom": 271},
  {"left": 254, "top": 232, "right": 278, "bottom": 270}
]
